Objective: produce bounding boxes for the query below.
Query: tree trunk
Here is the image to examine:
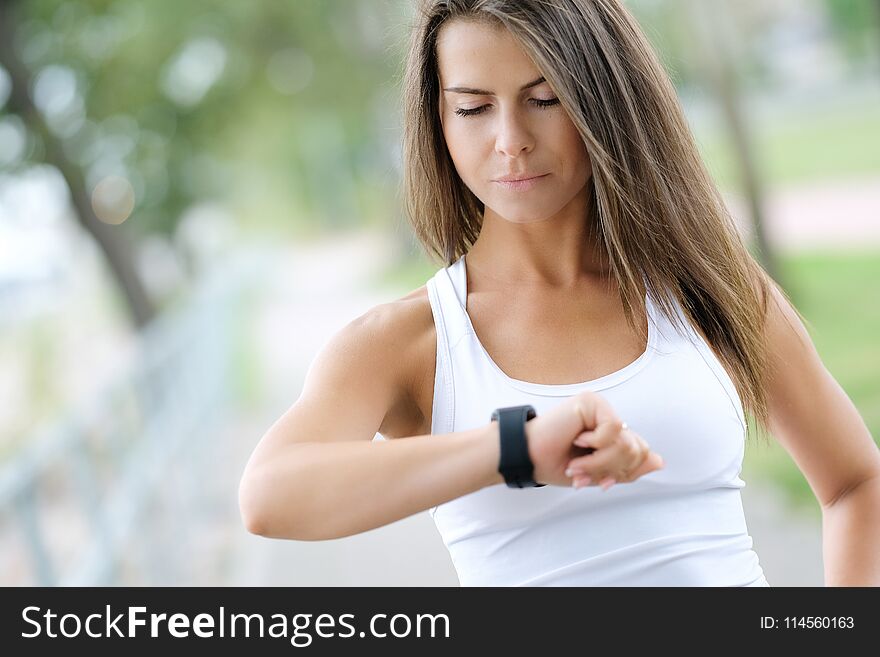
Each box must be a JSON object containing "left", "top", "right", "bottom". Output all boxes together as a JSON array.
[
  {"left": 0, "top": 0, "right": 156, "bottom": 328},
  {"left": 686, "top": 0, "right": 783, "bottom": 285}
]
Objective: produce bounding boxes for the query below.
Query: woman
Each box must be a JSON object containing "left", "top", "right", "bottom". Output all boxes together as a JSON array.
[{"left": 239, "top": 0, "right": 880, "bottom": 586}]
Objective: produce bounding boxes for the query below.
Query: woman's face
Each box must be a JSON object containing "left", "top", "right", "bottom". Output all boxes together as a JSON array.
[{"left": 436, "top": 19, "right": 592, "bottom": 224}]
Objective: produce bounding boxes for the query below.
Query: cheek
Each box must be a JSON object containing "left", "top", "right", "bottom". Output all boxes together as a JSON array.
[
  {"left": 558, "top": 129, "right": 591, "bottom": 182},
  {"left": 444, "top": 125, "right": 486, "bottom": 178},
  {"left": 557, "top": 121, "right": 587, "bottom": 158}
]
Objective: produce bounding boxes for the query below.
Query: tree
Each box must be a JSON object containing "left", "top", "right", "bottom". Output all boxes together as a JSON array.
[
  {"left": 0, "top": 0, "right": 407, "bottom": 326},
  {"left": 684, "top": 0, "right": 782, "bottom": 285},
  {"left": 0, "top": 0, "right": 155, "bottom": 327}
]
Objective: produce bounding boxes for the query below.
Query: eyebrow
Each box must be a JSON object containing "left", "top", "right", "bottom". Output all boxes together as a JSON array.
[{"left": 442, "top": 76, "right": 546, "bottom": 95}]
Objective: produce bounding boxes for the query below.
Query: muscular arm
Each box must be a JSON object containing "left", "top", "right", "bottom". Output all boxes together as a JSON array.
[
  {"left": 238, "top": 299, "right": 504, "bottom": 540},
  {"left": 760, "top": 275, "right": 880, "bottom": 585},
  {"left": 240, "top": 422, "right": 502, "bottom": 540}
]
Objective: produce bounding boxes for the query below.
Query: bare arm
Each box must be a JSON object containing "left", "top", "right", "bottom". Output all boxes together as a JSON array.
[
  {"left": 241, "top": 423, "right": 502, "bottom": 540},
  {"left": 760, "top": 275, "right": 880, "bottom": 585},
  {"left": 238, "top": 300, "right": 504, "bottom": 541}
]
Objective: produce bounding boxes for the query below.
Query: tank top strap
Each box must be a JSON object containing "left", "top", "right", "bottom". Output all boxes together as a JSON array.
[
  {"left": 429, "top": 255, "right": 471, "bottom": 348},
  {"left": 425, "top": 258, "right": 468, "bottom": 438}
]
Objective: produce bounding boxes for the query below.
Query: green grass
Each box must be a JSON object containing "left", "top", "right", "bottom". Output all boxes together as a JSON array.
[
  {"left": 377, "top": 248, "right": 880, "bottom": 517},
  {"left": 695, "top": 99, "right": 880, "bottom": 189}
]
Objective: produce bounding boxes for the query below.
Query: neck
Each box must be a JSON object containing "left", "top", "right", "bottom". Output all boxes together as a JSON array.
[{"left": 466, "top": 206, "right": 610, "bottom": 288}]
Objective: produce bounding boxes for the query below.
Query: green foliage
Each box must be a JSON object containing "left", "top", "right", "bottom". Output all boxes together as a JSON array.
[
  {"left": 5, "top": 0, "right": 878, "bottom": 242},
  {"left": 3, "top": 0, "right": 408, "bottom": 239},
  {"left": 822, "top": 0, "right": 880, "bottom": 61}
]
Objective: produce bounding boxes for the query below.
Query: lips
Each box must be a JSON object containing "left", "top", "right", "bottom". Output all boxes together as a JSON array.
[
  {"left": 492, "top": 173, "right": 550, "bottom": 191},
  {"left": 494, "top": 173, "right": 547, "bottom": 182}
]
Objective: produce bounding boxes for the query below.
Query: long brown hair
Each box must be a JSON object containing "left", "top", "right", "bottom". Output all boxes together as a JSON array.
[{"left": 401, "top": 0, "right": 798, "bottom": 444}]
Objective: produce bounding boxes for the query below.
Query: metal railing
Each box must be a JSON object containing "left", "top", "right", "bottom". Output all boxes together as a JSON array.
[{"left": 0, "top": 251, "right": 261, "bottom": 585}]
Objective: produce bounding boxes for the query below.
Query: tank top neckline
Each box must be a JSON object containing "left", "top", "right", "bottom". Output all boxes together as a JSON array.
[{"left": 441, "top": 252, "right": 659, "bottom": 395}]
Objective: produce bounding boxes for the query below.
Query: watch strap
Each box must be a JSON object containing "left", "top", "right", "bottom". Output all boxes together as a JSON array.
[{"left": 491, "top": 405, "right": 545, "bottom": 488}]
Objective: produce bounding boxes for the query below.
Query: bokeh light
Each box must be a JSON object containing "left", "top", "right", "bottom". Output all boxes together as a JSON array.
[{"left": 91, "top": 175, "right": 135, "bottom": 224}]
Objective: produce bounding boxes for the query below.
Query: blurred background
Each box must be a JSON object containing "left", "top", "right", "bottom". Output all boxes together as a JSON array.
[{"left": 0, "top": 0, "right": 877, "bottom": 586}]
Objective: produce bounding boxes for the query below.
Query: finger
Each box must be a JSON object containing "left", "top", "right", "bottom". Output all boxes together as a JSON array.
[
  {"left": 612, "top": 436, "right": 643, "bottom": 483},
  {"left": 573, "top": 422, "right": 638, "bottom": 463},
  {"left": 591, "top": 394, "right": 621, "bottom": 427},
  {"left": 569, "top": 462, "right": 658, "bottom": 490},
  {"left": 571, "top": 429, "right": 598, "bottom": 452},
  {"left": 597, "top": 476, "right": 617, "bottom": 491},
  {"left": 624, "top": 450, "right": 665, "bottom": 480},
  {"left": 567, "top": 443, "right": 663, "bottom": 481},
  {"left": 619, "top": 432, "right": 649, "bottom": 480},
  {"left": 573, "top": 392, "right": 619, "bottom": 433},
  {"left": 573, "top": 418, "right": 624, "bottom": 450},
  {"left": 611, "top": 429, "right": 654, "bottom": 482},
  {"left": 571, "top": 474, "right": 592, "bottom": 489},
  {"left": 612, "top": 435, "right": 659, "bottom": 482},
  {"left": 566, "top": 440, "right": 627, "bottom": 474}
]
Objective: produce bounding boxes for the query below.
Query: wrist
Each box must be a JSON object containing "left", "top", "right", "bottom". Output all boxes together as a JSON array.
[{"left": 482, "top": 421, "right": 505, "bottom": 487}]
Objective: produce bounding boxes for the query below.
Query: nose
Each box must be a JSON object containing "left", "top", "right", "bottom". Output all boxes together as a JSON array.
[{"left": 494, "top": 107, "right": 534, "bottom": 158}]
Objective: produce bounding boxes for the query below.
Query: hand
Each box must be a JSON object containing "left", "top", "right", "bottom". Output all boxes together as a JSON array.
[{"left": 524, "top": 390, "right": 664, "bottom": 489}]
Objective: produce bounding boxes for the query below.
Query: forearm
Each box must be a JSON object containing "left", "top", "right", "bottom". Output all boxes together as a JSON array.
[
  {"left": 821, "top": 475, "right": 880, "bottom": 586},
  {"left": 239, "top": 424, "right": 503, "bottom": 541}
]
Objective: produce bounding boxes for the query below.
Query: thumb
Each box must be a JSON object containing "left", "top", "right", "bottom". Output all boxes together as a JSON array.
[{"left": 631, "top": 451, "right": 665, "bottom": 478}]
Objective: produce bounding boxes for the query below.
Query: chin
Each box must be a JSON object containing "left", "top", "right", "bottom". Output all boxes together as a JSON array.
[
  {"left": 498, "top": 213, "right": 552, "bottom": 224},
  {"left": 488, "top": 201, "right": 559, "bottom": 224}
]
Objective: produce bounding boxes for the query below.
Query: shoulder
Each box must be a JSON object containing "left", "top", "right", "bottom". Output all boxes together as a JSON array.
[
  {"left": 752, "top": 271, "right": 826, "bottom": 421},
  {"left": 752, "top": 270, "right": 814, "bottom": 363},
  {"left": 261, "top": 283, "right": 437, "bottom": 450},
  {"left": 362, "top": 284, "right": 434, "bottom": 351},
  {"left": 742, "top": 268, "right": 819, "bottom": 392},
  {"left": 384, "top": 283, "right": 437, "bottom": 409},
  {"left": 330, "top": 284, "right": 433, "bottom": 373},
  {"left": 337, "top": 283, "right": 436, "bottom": 438}
]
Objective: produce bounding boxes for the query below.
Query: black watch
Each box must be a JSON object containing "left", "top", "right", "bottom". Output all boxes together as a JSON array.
[{"left": 491, "top": 404, "right": 546, "bottom": 488}]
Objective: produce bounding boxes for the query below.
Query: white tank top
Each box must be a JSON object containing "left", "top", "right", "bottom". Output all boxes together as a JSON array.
[{"left": 424, "top": 253, "right": 770, "bottom": 586}]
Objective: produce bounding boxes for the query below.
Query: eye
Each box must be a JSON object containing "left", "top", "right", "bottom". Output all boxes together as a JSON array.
[
  {"left": 532, "top": 98, "right": 560, "bottom": 109},
  {"left": 453, "top": 97, "right": 560, "bottom": 118},
  {"left": 454, "top": 105, "right": 488, "bottom": 117}
]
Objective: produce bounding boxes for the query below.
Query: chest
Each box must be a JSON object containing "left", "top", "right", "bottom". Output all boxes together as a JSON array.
[
  {"left": 391, "top": 285, "right": 724, "bottom": 441},
  {"left": 397, "top": 289, "right": 648, "bottom": 438},
  {"left": 465, "top": 287, "right": 649, "bottom": 385}
]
